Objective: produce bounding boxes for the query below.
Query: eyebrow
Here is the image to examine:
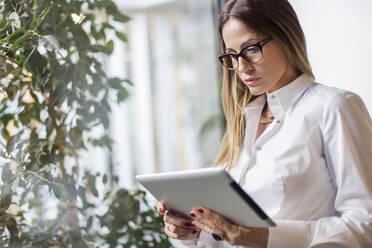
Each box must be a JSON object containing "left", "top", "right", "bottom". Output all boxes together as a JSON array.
[{"left": 226, "top": 38, "right": 260, "bottom": 52}]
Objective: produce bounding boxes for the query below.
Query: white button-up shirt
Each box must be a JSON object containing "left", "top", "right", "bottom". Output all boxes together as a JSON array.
[{"left": 183, "top": 74, "right": 372, "bottom": 247}]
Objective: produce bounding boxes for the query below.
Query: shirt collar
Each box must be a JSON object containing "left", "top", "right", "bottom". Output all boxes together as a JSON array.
[
  {"left": 243, "top": 73, "right": 315, "bottom": 117},
  {"left": 244, "top": 94, "right": 266, "bottom": 111},
  {"left": 267, "top": 73, "right": 315, "bottom": 112}
]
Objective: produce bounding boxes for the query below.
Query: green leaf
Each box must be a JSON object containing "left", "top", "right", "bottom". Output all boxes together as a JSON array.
[
  {"left": 90, "top": 44, "right": 112, "bottom": 55},
  {"left": 115, "top": 31, "right": 128, "bottom": 42},
  {"left": 0, "top": 186, "right": 12, "bottom": 214},
  {"left": 86, "top": 216, "right": 93, "bottom": 229},
  {"left": 5, "top": 28, "right": 25, "bottom": 42},
  {"left": 102, "top": 174, "right": 108, "bottom": 184},
  {"left": 1, "top": 164, "right": 13, "bottom": 184},
  {"left": 9, "top": 31, "right": 32, "bottom": 50},
  {"left": 105, "top": 40, "right": 114, "bottom": 54},
  {"left": 113, "top": 12, "right": 131, "bottom": 23},
  {"left": 72, "top": 26, "right": 91, "bottom": 48},
  {"left": 0, "top": 104, "right": 7, "bottom": 116},
  {"left": 77, "top": 186, "right": 89, "bottom": 209},
  {"left": 112, "top": 175, "right": 119, "bottom": 184},
  {"left": 108, "top": 77, "right": 122, "bottom": 89},
  {"left": 91, "top": 25, "right": 106, "bottom": 40},
  {"left": 123, "top": 79, "right": 133, "bottom": 85},
  {"left": 52, "top": 183, "right": 69, "bottom": 201},
  {"left": 87, "top": 174, "right": 98, "bottom": 197},
  {"left": 31, "top": 6, "right": 51, "bottom": 30},
  {"left": 1, "top": 113, "right": 14, "bottom": 128},
  {"left": 117, "top": 87, "right": 129, "bottom": 103},
  {"left": 0, "top": 176, "right": 16, "bottom": 201},
  {"left": 103, "top": 190, "right": 111, "bottom": 201},
  {"left": 27, "top": 49, "right": 47, "bottom": 75},
  {"left": 22, "top": 46, "right": 36, "bottom": 68},
  {"left": 89, "top": 80, "right": 104, "bottom": 96}
]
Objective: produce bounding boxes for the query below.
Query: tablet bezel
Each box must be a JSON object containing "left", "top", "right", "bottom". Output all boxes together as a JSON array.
[{"left": 136, "top": 167, "right": 276, "bottom": 227}]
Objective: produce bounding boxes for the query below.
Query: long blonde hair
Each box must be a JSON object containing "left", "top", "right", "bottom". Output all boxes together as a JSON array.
[{"left": 214, "top": 0, "right": 314, "bottom": 170}]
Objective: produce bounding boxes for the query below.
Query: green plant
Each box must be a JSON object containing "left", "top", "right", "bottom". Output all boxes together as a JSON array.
[{"left": 0, "top": 0, "right": 171, "bottom": 247}]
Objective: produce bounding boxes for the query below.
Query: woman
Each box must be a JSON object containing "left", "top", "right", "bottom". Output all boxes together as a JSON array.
[{"left": 157, "top": 0, "right": 372, "bottom": 247}]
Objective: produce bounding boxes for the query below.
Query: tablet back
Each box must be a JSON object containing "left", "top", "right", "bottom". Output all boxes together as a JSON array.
[{"left": 136, "top": 167, "right": 275, "bottom": 227}]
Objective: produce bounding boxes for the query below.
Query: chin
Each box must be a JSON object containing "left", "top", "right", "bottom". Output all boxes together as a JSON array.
[{"left": 248, "top": 87, "right": 266, "bottom": 96}]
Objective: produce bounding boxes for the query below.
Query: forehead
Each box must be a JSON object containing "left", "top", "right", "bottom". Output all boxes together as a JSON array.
[{"left": 222, "top": 18, "right": 259, "bottom": 50}]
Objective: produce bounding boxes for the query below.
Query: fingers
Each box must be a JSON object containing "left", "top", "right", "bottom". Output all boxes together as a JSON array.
[
  {"left": 163, "top": 211, "right": 200, "bottom": 240},
  {"left": 189, "top": 207, "right": 235, "bottom": 240},
  {"left": 190, "top": 207, "right": 218, "bottom": 229},
  {"left": 156, "top": 201, "right": 167, "bottom": 214},
  {"left": 164, "top": 222, "right": 200, "bottom": 240},
  {"left": 191, "top": 219, "right": 217, "bottom": 235},
  {"left": 164, "top": 211, "right": 193, "bottom": 227},
  {"left": 190, "top": 207, "right": 232, "bottom": 229}
]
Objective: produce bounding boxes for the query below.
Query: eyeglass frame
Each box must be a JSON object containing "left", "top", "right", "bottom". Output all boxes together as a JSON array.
[{"left": 218, "top": 36, "right": 274, "bottom": 70}]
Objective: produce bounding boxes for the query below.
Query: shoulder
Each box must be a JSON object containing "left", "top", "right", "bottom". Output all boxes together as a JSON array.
[
  {"left": 304, "top": 83, "right": 371, "bottom": 134},
  {"left": 298, "top": 82, "right": 370, "bottom": 131},
  {"left": 305, "top": 83, "right": 348, "bottom": 102},
  {"left": 304, "top": 83, "right": 366, "bottom": 114}
]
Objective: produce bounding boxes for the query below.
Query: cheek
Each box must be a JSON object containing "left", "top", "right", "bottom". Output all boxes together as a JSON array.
[
  {"left": 236, "top": 72, "right": 245, "bottom": 82},
  {"left": 259, "top": 48, "right": 288, "bottom": 79}
]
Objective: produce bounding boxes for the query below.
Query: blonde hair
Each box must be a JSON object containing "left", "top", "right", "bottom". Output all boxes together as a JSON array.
[{"left": 214, "top": 0, "right": 314, "bottom": 170}]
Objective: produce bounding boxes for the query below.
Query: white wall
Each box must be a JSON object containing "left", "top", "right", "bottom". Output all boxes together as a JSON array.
[{"left": 289, "top": 0, "right": 372, "bottom": 114}]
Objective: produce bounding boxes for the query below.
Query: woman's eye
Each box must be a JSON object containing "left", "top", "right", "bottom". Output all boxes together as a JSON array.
[{"left": 245, "top": 46, "right": 260, "bottom": 54}]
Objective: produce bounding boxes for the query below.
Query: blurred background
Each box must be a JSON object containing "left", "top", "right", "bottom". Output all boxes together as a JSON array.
[
  {"left": 81, "top": 0, "right": 225, "bottom": 191},
  {"left": 84, "top": 0, "right": 372, "bottom": 190}
]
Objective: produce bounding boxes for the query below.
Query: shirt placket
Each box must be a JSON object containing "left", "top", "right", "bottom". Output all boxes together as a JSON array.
[{"left": 238, "top": 93, "right": 284, "bottom": 185}]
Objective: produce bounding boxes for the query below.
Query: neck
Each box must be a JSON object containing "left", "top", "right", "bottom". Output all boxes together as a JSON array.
[
  {"left": 262, "top": 100, "right": 273, "bottom": 117},
  {"left": 259, "top": 101, "right": 274, "bottom": 124},
  {"left": 266, "top": 66, "right": 299, "bottom": 95}
]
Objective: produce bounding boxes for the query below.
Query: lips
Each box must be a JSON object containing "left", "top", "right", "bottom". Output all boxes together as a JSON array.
[{"left": 244, "top": 77, "right": 260, "bottom": 87}]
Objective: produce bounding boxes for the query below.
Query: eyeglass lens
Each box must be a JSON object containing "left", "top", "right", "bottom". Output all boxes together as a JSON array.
[{"left": 221, "top": 45, "right": 262, "bottom": 70}]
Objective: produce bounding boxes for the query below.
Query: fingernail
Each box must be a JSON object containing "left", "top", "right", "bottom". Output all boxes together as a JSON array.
[
  {"left": 198, "top": 208, "right": 204, "bottom": 214},
  {"left": 185, "top": 222, "right": 194, "bottom": 227},
  {"left": 192, "top": 230, "right": 197, "bottom": 234},
  {"left": 159, "top": 208, "right": 164, "bottom": 213},
  {"left": 190, "top": 212, "right": 196, "bottom": 218}
]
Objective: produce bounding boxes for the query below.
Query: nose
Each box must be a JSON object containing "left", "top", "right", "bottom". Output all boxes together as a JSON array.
[{"left": 237, "top": 56, "right": 254, "bottom": 73}]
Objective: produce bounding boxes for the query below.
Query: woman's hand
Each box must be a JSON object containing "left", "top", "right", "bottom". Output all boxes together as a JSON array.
[
  {"left": 189, "top": 206, "right": 268, "bottom": 247},
  {"left": 156, "top": 202, "right": 201, "bottom": 241}
]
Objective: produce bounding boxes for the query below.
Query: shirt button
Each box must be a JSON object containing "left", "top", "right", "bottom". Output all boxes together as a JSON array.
[
  {"left": 277, "top": 120, "right": 281, "bottom": 124},
  {"left": 255, "top": 146, "right": 262, "bottom": 151}
]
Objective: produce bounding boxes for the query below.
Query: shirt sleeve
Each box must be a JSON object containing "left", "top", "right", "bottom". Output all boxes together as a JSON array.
[{"left": 267, "top": 91, "right": 372, "bottom": 248}]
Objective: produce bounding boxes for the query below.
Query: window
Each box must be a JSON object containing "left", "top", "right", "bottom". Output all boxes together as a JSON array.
[{"left": 106, "top": 0, "right": 224, "bottom": 188}]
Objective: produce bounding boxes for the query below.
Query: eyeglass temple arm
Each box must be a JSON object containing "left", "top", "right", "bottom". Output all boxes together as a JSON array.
[{"left": 259, "top": 37, "right": 273, "bottom": 46}]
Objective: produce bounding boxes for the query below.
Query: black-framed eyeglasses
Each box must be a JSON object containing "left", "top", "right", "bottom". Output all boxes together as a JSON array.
[{"left": 218, "top": 37, "right": 273, "bottom": 71}]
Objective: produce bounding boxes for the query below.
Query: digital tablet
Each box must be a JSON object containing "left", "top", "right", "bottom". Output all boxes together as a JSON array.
[{"left": 135, "top": 167, "right": 276, "bottom": 227}]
